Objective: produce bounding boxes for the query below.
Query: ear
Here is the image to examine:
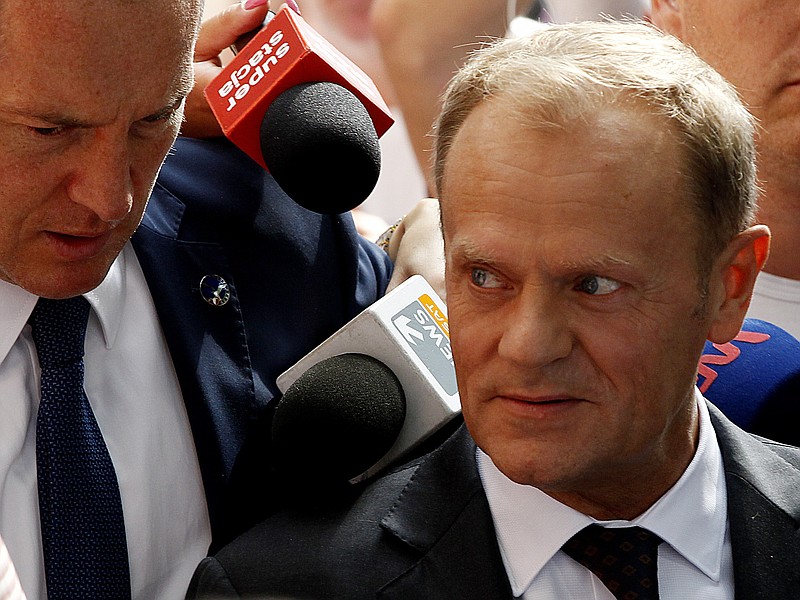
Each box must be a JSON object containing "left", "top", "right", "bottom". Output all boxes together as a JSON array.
[
  {"left": 707, "top": 225, "right": 771, "bottom": 343},
  {"left": 650, "top": 0, "right": 685, "bottom": 38}
]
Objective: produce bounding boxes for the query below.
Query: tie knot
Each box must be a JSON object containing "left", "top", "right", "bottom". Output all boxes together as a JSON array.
[
  {"left": 563, "top": 525, "right": 663, "bottom": 600},
  {"left": 29, "top": 297, "right": 90, "bottom": 368}
]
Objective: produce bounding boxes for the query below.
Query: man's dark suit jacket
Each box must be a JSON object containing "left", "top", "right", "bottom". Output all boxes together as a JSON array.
[
  {"left": 132, "top": 136, "right": 391, "bottom": 550},
  {"left": 187, "top": 403, "right": 800, "bottom": 599}
]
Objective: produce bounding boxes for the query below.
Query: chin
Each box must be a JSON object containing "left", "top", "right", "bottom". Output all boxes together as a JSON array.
[{"left": 13, "top": 264, "right": 113, "bottom": 299}]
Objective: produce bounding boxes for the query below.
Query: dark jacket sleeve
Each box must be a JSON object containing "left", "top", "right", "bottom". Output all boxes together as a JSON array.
[{"left": 186, "top": 558, "right": 241, "bottom": 599}]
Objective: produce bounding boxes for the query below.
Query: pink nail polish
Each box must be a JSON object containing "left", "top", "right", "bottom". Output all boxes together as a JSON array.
[
  {"left": 285, "top": 0, "right": 301, "bottom": 14},
  {"left": 243, "top": 0, "right": 268, "bottom": 10}
]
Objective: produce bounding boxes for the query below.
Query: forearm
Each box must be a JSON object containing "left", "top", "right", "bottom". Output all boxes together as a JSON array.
[{"left": 371, "top": 0, "right": 527, "bottom": 191}]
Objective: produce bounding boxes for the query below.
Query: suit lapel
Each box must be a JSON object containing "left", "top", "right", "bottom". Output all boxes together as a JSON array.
[
  {"left": 132, "top": 196, "right": 259, "bottom": 545},
  {"left": 710, "top": 403, "right": 800, "bottom": 599},
  {"left": 377, "top": 426, "right": 513, "bottom": 599}
]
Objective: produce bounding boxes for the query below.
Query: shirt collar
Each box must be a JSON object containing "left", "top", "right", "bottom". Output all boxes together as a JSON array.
[
  {"left": 83, "top": 244, "right": 128, "bottom": 349},
  {"left": 478, "top": 389, "right": 727, "bottom": 597},
  {"left": 0, "top": 244, "right": 128, "bottom": 362},
  {"left": 0, "top": 280, "right": 38, "bottom": 364}
]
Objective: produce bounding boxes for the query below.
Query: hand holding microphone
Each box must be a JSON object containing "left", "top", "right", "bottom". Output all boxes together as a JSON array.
[
  {"left": 184, "top": 0, "right": 275, "bottom": 139},
  {"left": 204, "top": 4, "right": 394, "bottom": 214}
]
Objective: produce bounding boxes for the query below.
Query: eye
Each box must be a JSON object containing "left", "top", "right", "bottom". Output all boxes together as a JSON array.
[
  {"left": 30, "top": 126, "right": 66, "bottom": 137},
  {"left": 471, "top": 267, "right": 504, "bottom": 289},
  {"left": 576, "top": 275, "right": 621, "bottom": 296},
  {"left": 131, "top": 105, "right": 183, "bottom": 139},
  {"left": 141, "top": 111, "right": 173, "bottom": 125},
  {"left": 141, "top": 97, "right": 185, "bottom": 126}
]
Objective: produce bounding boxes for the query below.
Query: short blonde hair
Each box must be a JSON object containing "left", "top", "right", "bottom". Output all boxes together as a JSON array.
[{"left": 434, "top": 20, "right": 758, "bottom": 262}]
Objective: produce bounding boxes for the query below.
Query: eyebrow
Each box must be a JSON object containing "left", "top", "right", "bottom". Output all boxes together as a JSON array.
[
  {"left": 450, "top": 239, "right": 635, "bottom": 277},
  {"left": 0, "top": 103, "right": 92, "bottom": 128},
  {"left": 448, "top": 239, "right": 500, "bottom": 265},
  {"left": 0, "top": 83, "right": 192, "bottom": 128},
  {"left": 557, "top": 255, "right": 634, "bottom": 272}
]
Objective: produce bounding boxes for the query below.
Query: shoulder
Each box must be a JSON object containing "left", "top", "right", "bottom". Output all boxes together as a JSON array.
[
  {"left": 229, "top": 449, "right": 430, "bottom": 555},
  {"left": 147, "top": 136, "right": 322, "bottom": 238},
  {"left": 756, "top": 437, "right": 800, "bottom": 470},
  {"left": 193, "top": 424, "right": 478, "bottom": 599},
  {"left": 710, "top": 403, "right": 800, "bottom": 516},
  {"left": 710, "top": 401, "right": 800, "bottom": 468},
  {"left": 156, "top": 136, "right": 266, "bottom": 205},
  {"left": 142, "top": 135, "right": 391, "bottom": 297},
  {"left": 197, "top": 461, "right": 424, "bottom": 598}
]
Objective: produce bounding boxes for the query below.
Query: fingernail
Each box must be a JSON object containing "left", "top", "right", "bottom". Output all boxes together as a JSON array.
[
  {"left": 242, "top": 0, "right": 267, "bottom": 10},
  {"left": 285, "top": 0, "right": 301, "bottom": 14}
]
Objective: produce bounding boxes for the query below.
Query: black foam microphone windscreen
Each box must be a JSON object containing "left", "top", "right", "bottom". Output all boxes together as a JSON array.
[
  {"left": 260, "top": 82, "right": 381, "bottom": 215},
  {"left": 206, "top": 8, "right": 393, "bottom": 215},
  {"left": 271, "top": 353, "right": 406, "bottom": 484}
]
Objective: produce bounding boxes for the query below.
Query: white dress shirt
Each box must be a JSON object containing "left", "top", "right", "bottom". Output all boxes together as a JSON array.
[
  {"left": 0, "top": 243, "right": 212, "bottom": 600},
  {"left": 0, "top": 533, "right": 25, "bottom": 600},
  {"left": 478, "top": 390, "right": 734, "bottom": 599}
]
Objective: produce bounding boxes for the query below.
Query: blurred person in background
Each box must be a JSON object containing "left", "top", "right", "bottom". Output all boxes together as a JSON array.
[
  {"left": 650, "top": 0, "right": 800, "bottom": 337},
  {"left": 371, "top": 0, "right": 648, "bottom": 191}
]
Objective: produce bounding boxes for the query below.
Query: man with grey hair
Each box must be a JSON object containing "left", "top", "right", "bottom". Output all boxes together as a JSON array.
[
  {"left": 187, "top": 20, "right": 800, "bottom": 600},
  {"left": 0, "top": 2, "right": 212, "bottom": 597},
  {"left": 0, "top": 0, "right": 443, "bottom": 598},
  {"left": 649, "top": 0, "right": 800, "bottom": 339}
]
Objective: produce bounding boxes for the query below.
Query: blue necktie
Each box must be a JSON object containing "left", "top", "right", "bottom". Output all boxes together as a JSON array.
[{"left": 31, "top": 297, "right": 131, "bottom": 600}]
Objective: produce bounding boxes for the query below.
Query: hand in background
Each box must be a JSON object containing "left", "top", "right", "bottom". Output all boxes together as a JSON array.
[
  {"left": 371, "top": 0, "right": 531, "bottom": 193},
  {"left": 385, "top": 198, "right": 445, "bottom": 300}
]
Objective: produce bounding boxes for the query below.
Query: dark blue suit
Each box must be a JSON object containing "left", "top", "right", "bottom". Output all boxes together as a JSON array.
[{"left": 132, "top": 136, "right": 391, "bottom": 549}]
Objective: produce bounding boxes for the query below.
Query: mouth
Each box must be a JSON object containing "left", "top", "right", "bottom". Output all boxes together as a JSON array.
[
  {"left": 497, "top": 393, "right": 584, "bottom": 416},
  {"left": 527, "top": 396, "right": 574, "bottom": 404},
  {"left": 44, "top": 230, "right": 113, "bottom": 261},
  {"left": 505, "top": 392, "right": 579, "bottom": 403}
]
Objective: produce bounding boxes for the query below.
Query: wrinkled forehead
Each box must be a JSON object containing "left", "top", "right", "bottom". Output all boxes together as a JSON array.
[
  {"left": 0, "top": 0, "right": 201, "bottom": 102},
  {"left": 438, "top": 95, "right": 695, "bottom": 234},
  {"left": 0, "top": 0, "right": 201, "bottom": 61}
]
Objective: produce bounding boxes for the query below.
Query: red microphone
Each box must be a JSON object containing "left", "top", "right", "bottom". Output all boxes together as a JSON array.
[{"left": 204, "top": 7, "right": 394, "bottom": 214}]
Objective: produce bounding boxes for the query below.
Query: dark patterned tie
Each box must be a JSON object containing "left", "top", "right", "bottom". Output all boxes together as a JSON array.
[
  {"left": 30, "top": 297, "right": 131, "bottom": 600},
  {"left": 563, "top": 525, "right": 663, "bottom": 600}
]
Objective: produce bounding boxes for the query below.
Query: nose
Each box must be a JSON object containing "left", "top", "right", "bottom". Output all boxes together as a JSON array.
[
  {"left": 67, "top": 128, "right": 133, "bottom": 225},
  {"left": 496, "top": 287, "right": 573, "bottom": 369}
]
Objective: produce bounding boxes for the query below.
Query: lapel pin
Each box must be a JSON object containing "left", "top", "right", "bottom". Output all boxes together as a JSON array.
[{"left": 200, "top": 274, "right": 231, "bottom": 307}]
